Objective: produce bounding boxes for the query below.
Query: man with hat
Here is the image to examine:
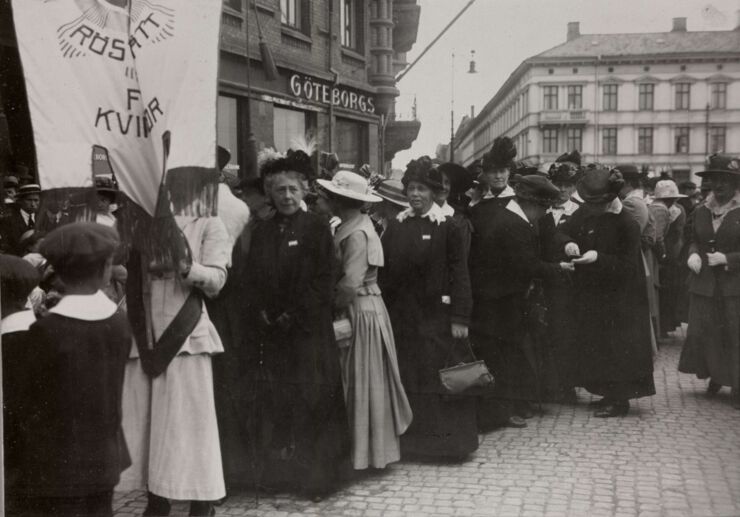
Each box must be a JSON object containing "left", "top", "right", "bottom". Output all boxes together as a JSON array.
[
  {"left": 474, "top": 174, "right": 570, "bottom": 429},
  {"left": 2, "top": 174, "right": 19, "bottom": 210},
  {"left": 679, "top": 154, "right": 740, "bottom": 409},
  {"left": 0, "top": 183, "right": 41, "bottom": 255},
  {"left": 370, "top": 178, "right": 408, "bottom": 236}
]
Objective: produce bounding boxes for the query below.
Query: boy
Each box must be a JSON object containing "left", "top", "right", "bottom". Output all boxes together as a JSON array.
[{"left": 16, "top": 222, "right": 131, "bottom": 517}]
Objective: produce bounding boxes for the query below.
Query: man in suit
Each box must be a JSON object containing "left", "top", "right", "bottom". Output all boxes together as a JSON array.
[{"left": 1, "top": 183, "right": 41, "bottom": 255}]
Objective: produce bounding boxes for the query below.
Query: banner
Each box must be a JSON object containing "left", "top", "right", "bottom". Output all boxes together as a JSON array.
[{"left": 12, "top": 0, "right": 222, "bottom": 226}]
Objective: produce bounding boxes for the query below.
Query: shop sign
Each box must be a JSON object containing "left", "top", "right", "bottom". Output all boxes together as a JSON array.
[{"left": 289, "top": 74, "right": 375, "bottom": 114}]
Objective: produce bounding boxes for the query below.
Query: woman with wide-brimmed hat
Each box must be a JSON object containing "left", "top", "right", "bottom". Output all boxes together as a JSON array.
[
  {"left": 370, "top": 178, "right": 408, "bottom": 236},
  {"left": 679, "top": 154, "right": 740, "bottom": 409},
  {"left": 317, "top": 171, "right": 413, "bottom": 470},
  {"left": 557, "top": 167, "right": 655, "bottom": 417},
  {"left": 379, "top": 156, "right": 478, "bottom": 459}
]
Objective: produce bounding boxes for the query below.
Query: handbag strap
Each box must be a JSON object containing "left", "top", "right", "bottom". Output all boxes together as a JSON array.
[{"left": 444, "top": 337, "right": 477, "bottom": 368}]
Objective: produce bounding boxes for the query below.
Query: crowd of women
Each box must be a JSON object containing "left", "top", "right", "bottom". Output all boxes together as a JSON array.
[{"left": 1, "top": 136, "right": 739, "bottom": 516}]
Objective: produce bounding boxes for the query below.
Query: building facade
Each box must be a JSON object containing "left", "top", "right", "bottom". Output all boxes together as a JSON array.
[
  {"left": 453, "top": 18, "right": 740, "bottom": 182},
  {"left": 0, "top": 0, "right": 421, "bottom": 179}
]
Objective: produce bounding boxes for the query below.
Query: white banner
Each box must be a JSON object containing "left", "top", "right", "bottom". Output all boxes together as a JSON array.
[{"left": 12, "top": 0, "right": 222, "bottom": 217}]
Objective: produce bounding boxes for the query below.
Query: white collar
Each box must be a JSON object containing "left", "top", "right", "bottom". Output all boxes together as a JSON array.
[
  {"left": 1, "top": 310, "right": 36, "bottom": 335},
  {"left": 439, "top": 202, "right": 455, "bottom": 217},
  {"left": 607, "top": 198, "right": 623, "bottom": 214},
  {"left": 549, "top": 198, "right": 579, "bottom": 216},
  {"left": 20, "top": 209, "right": 33, "bottom": 223},
  {"left": 483, "top": 185, "right": 515, "bottom": 200},
  {"left": 506, "top": 199, "right": 531, "bottom": 224},
  {"left": 625, "top": 189, "right": 644, "bottom": 200},
  {"left": 705, "top": 192, "right": 740, "bottom": 214},
  {"left": 49, "top": 290, "right": 117, "bottom": 321},
  {"left": 396, "top": 202, "right": 446, "bottom": 225}
]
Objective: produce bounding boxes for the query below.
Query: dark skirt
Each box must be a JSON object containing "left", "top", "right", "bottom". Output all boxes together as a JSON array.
[{"left": 679, "top": 294, "right": 740, "bottom": 391}]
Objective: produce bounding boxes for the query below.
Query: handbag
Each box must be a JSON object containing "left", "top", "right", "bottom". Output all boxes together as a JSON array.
[
  {"left": 438, "top": 339, "right": 495, "bottom": 395},
  {"left": 333, "top": 316, "right": 353, "bottom": 348}
]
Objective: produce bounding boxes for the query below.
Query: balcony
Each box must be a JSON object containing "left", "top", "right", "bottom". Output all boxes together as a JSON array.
[{"left": 538, "top": 110, "right": 589, "bottom": 126}]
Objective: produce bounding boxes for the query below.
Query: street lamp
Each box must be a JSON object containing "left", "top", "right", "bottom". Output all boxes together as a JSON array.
[{"left": 450, "top": 50, "right": 477, "bottom": 163}]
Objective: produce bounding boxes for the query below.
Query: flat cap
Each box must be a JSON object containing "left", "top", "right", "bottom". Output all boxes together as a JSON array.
[
  {"left": 40, "top": 222, "right": 120, "bottom": 276},
  {"left": 513, "top": 174, "right": 562, "bottom": 207},
  {"left": 0, "top": 254, "right": 40, "bottom": 305}
]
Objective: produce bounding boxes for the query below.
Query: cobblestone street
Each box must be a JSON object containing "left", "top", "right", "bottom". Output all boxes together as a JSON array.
[{"left": 114, "top": 336, "right": 740, "bottom": 517}]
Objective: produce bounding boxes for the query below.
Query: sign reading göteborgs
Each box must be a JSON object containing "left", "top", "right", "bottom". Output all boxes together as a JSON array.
[{"left": 290, "top": 74, "right": 376, "bottom": 114}]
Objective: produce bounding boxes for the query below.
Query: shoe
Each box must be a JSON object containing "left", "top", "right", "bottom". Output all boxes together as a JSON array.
[
  {"left": 505, "top": 415, "right": 527, "bottom": 428},
  {"left": 560, "top": 388, "right": 578, "bottom": 404},
  {"left": 517, "top": 402, "right": 535, "bottom": 419},
  {"left": 143, "top": 492, "right": 171, "bottom": 517},
  {"left": 707, "top": 380, "right": 722, "bottom": 396},
  {"left": 189, "top": 501, "right": 215, "bottom": 516},
  {"left": 588, "top": 398, "right": 609, "bottom": 408},
  {"left": 594, "top": 401, "right": 629, "bottom": 418}
]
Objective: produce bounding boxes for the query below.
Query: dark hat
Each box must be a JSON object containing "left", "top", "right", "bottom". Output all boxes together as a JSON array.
[
  {"left": 217, "top": 146, "right": 231, "bottom": 171},
  {"left": 554, "top": 150, "right": 581, "bottom": 167},
  {"left": 549, "top": 150, "right": 583, "bottom": 185},
  {"left": 613, "top": 164, "right": 646, "bottom": 180},
  {"left": 17, "top": 184, "right": 41, "bottom": 197},
  {"left": 259, "top": 149, "right": 315, "bottom": 180},
  {"left": 466, "top": 159, "right": 483, "bottom": 177},
  {"left": 438, "top": 162, "right": 474, "bottom": 194},
  {"left": 696, "top": 154, "right": 740, "bottom": 177},
  {"left": 0, "top": 254, "right": 40, "bottom": 306},
  {"left": 39, "top": 222, "right": 120, "bottom": 277},
  {"left": 3, "top": 175, "right": 19, "bottom": 188},
  {"left": 512, "top": 174, "right": 562, "bottom": 207},
  {"left": 481, "top": 137, "right": 517, "bottom": 172},
  {"left": 94, "top": 176, "right": 118, "bottom": 193},
  {"left": 372, "top": 179, "right": 409, "bottom": 208},
  {"left": 577, "top": 168, "right": 625, "bottom": 204},
  {"left": 402, "top": 156, "right": 444, "bottom": 193},
  {"left": 512, "top": 160, "right": 542, "bottom": 177}
]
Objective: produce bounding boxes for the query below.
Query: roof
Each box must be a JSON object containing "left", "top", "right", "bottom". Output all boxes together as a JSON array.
[{"left": 535, "top": 30, "right": 740, "bottom": 60}]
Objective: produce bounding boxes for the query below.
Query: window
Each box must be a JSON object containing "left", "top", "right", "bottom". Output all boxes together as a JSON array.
[
  {"left": 543, "top": 86, "right": 558, "bottom": 110},
  {"left": 340, "top": 0, "right": 363, "bottom": 51},
  {"left": 224, "top": 0, "right": 241, "bottom": 10},
  {"left": 217, "top": 95, "right": 239, "bottom": 174},
  {"left": 274, "top": 107, "right": 306, "bottom": 153},
  {"left": 336, "top": 117, "right": 368, "bottom": 169},
  {"left": 710, "top": 83, "right": 727, "bottom": 109},
  {"left": 675, "top": 83, "right": 691, "bottom": 110},
  {"left": 520, "top": 130, "right": 529, "bottom": 157},
  {"left": 522, "top": 90, "right": 529, "bottom": 115},
  {"left": 675, "top": 127, "right": 690, "bottom": 153},
  {"left": 602, "top": 127, "right": 617, "bottom": 155},
  {"left": 566, "top": 128, "right": 582, "bottom": 151},
  {"left": 602, "top": 84, "right": 618, "bottom": 111},
  {"left": 543, "top": 128, "right": 558, "bottom": 153},
  {"left": 638, "top": 84, "right": 654, "bottom": 111},
  {"left": 638, "top": 127, "right": 653, "bottom": 154},
  {"left": 567, "top": 85, "right": 582, "bottom": 110},
  {"left": 281, "top": 0, "right": 300, "bottom": 27},
  {"left": 709, "top": 126, "right": 726, "bottom": 153}
]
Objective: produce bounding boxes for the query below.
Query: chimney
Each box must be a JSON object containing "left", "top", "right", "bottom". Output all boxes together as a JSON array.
[
  {"left": 470, "top": 105, "right": 475, "bottom": 118},
  {"left": 672, "top": 17, "right": 687, "bottom": 32},
  {"left": 567, "top": 22, "right": 580, "bottom": 41}
]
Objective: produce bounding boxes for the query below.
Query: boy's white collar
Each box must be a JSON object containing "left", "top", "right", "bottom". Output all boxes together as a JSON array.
[
  {"left": 1, "top": 310, "right": 36, "bottom": 335},
  {"left": 49, "top": 290, "right": 117, "bottom": 321}
]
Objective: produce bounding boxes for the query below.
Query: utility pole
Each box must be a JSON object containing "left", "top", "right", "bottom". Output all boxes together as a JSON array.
[{"left": 450, "top": 53, "right": 455, "bottom": 163}]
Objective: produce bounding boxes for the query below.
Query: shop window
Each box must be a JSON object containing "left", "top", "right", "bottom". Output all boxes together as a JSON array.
[
  {"left": 281, "top": 0, "right": 310, "bottom": 34},
  {"left": 542, "top": 128, "right": 558, "bottom": 154},
  {"left": 675, "top": 127, "right": 690, "bottom": 153},
  {"left": 638, "top": 127, "right": 653, "bottom": 155},
  {"left": 603, "top": 84, "right": 618, "bottom": 111},
  {"left": 602, "top": 127, "right": 617, "bottom": 155},
  {"left": 274, "top": 106, "right": 307, "bottom": 154},
  {"left": 709, "top": 126, "right": 726, "bottom": 153},
  {"left": 340, "top": 0, "right": 364, "bottom": 52},
  {"left": 336, "top": 117, "right": 368, "bottom": 170},
  {"left": 710, "top": 83, "right": 727, "bottom": 109},
  {"left": 217, "top": 95, "right": 240, "bottom": 175}
]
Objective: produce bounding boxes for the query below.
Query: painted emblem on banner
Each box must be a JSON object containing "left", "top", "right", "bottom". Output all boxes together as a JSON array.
[{"left": 57, "top": 0, "right": 174, "bottom": 66}]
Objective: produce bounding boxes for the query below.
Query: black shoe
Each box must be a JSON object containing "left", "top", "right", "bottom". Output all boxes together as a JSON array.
[
  {"left": 143, "top": 492, "right": 171, "bottom": 517},
  {"left": 707, "top": 380, "right": 722, "bottom": 396},
  {"left": 588, "top": 397, "right": 610, "bottom": 408},
  {"left": 594, "top": 401, "right": 629, "bottom": 418},
  {"left": 189, "top": 500, "right": 215, "bottom": 516},
  {"left": 560, "top": 388, "right": 578, "bottom": 404}
]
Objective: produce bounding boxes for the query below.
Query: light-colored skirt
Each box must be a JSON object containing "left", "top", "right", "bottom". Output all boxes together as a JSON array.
[
  {"left": 339, "top": 294, "right": 412, "bottom": 470},
  {"left": 117, "top": 354, "right": 226, "bottom": 501}
]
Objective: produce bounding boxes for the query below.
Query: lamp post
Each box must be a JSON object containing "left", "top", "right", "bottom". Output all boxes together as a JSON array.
[{"left": 449, "top": 50, "right": 477, "bottom": 163}]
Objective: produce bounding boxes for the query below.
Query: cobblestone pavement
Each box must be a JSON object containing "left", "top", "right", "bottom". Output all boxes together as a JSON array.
[{"left": 114, "top": 336, "right": 740, "bottom": 517}]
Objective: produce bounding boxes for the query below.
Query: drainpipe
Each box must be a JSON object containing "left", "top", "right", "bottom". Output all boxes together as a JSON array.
[
  {"left": 328, "top": 0, "right": 335, "bottom": 153},
  {"left": 593, "top": 55, "right": 600, "bottom": 163}
]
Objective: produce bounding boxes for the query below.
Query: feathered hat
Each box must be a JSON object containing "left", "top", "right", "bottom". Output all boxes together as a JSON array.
[
  {"left": 401, "top": 156, "right": 445, "bottom": 193},
  {"left": 548, "top": 150, "right": 583, "bottom": 185},
  {"left": 258, "top": 135, "right": 317, "bottom": 180},
  {"left": 481, "top": 136, "right": 517, "bottom": 172}
]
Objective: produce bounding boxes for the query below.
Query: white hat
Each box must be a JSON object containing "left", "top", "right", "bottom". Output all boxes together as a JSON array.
[
  {"left": 654, "top": 180, "right": 687, "bottom": 200},
  {"left": 317, "top": 170, "right": 381, "bottom": 203}
]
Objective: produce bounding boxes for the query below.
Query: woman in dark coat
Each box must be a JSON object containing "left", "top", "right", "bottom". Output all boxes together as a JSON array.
[
  {"left": 558, "top": 167, "right": 655, "bottom": 417},
  {"left": 679, "top": 154, "right": 740, "bottom": 408},
  {"left": 242, "top": 148, "right": 350, "bottom": 500},
  {"left": 380, "top": 156, "right": 477, "bottom": 459}
]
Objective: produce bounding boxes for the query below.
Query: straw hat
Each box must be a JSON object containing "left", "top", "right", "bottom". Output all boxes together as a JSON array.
[
  {"left": 372, "top": 179, "right": 409, "bottom": 208},
  {"left": 316, "top": 170, "right": 381, "bottom": 203},
  {"left": 653, "top": 180, "right": 687, "bottom": 200}
]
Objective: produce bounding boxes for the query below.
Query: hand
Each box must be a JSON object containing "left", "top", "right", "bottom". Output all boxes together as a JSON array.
[
  {"left": 687, "top": 253, "right": 702, "bottom": 274},
  {"left": 560, "top": 261, "right": 575, "bottom": 272},
  {"left": 706, "top": 252, "right": 728, "bottom": 267},
  {"left": 177, "top": 258, "right": 191, "bottom": 277},
  {"left": 451, "top": 323, "right": 469, "bottom": 339},
  {"left": 565, "top": 242, "right": 581, "bottom": 257},
  {"left": 572, "top": 250, "right": 598, "bottom": 265}
]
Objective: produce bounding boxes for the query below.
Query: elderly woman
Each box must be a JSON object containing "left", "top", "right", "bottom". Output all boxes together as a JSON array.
[
  {"left": 679, "top": 155, "right": 740, "bottom": 409},
  {"left": 380, "top": 156, "right": 477, "bottom": 459},
  {"left": 242, "top": 149, "right": 350, "bottom": 500},
  {"left": 558, "top": 167, "right": 655, "bottom": 417},
  {"left": 317, "top": 170, "right": 412, "bottom": 471}
]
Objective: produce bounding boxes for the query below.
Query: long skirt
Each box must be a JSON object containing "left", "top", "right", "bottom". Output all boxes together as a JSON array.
[
  {"left": 117, "top": 355, "right": 226, "bottom": 501},
  {"left": 339, "top": 294, "right": 412, "bottom": 470},
  {"left": 679, "top": 294, "right": 740, "bottom": 392}
]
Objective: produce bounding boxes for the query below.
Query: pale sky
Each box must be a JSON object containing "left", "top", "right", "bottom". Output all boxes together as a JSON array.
[{"left": 392, "top": 0, "right": 740, "bottom": 170}]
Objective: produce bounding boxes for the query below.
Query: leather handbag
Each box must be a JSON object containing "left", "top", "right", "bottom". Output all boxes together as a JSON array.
[{"left": 438, "top": 339, "right": 495, "bottom": 395}]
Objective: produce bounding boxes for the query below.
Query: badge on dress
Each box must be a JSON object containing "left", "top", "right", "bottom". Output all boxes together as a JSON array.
[
  {"left": 288, "top": 240, "right": 299, "bottom": 247},
  {"left": 422, "top": 234, "right": 431, "bottom": 240}
]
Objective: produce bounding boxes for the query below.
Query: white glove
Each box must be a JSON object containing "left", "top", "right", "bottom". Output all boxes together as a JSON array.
[
  {"left": 565, "top": 242, "right": 581, "bottom": 257},
  {"left": 687, "top": 253, "right": 702, "bottom": 274},
  {"left": 572, "top": 250, "right": 598, "bottom": 265},
  {"left": 706, "top": 252, "right": 727, "bottom": 267}
]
